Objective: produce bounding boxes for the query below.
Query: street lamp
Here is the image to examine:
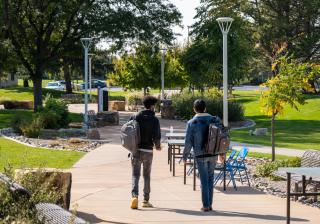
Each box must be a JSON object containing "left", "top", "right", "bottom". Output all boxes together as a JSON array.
[
  {"left": 160, "top": 47, "right": 167, "bottom": 101},
  {"left": 216, "top": 17, "right": 233, "bottom": 128},
  {"left": 81, "top": 37, "right": 92, "bottom": 131},
  {"left": 88, "top": 53, "right": 94, "bottom": 101}
]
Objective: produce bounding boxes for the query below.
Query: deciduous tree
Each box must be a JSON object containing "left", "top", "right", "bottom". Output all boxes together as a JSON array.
[
  {"left": 260, "top": 56, "right": 315, "bottom": 161},
  {"left": 2, "top": 0, "right": 181, "bottom": 110}
]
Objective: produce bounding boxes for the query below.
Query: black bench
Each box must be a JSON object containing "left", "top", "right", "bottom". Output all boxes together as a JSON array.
[
  {"left": 0, "top": 173, "right": 87, "bottom": 224},
  {"left": 275, "top": 151, "right": 320, "bottom": 201}
]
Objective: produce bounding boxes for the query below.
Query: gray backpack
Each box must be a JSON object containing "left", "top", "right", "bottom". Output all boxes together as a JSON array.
[
  {"left": 205, "top": 124, "right": 230, "bottom": 155},
  {"left": 120, "top": 119, "right": 140, "bottom": 153}
]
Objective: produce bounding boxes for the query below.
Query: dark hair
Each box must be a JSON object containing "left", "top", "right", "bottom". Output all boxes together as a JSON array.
[
  {"left": 193, "top": 99, "right": 206, "bottom": 113},
  {"left": 143, "top": 96, "right": 158, "bottom": 109}
]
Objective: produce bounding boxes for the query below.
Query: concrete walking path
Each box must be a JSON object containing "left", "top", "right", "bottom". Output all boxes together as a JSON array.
[{"left": 69, "top": 109, "right": 319, "bottom": 223}]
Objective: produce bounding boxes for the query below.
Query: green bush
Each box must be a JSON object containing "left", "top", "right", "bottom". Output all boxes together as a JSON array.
[
  {"left": 171, "top": 91, "right": 245, "bottom": 121},
  {"left": 255, "top": 157, "right": 301, "bottom": 180},
  {"left": 126, "top": 92, "right": 145, "bottom": 106},
  {"left": 0, "top": 168, "right": 63, "bottom": 223},
  {"left": 21, "top": 117, "right": 43, "bottom": 138},
  {"left": 11, "top": 115, "right": 30, "bottom": 134},
  {"left": 255, "top": 162, "right": 279, "bottom": 178},
  {"left": 36, "top": 110, "right": 60, "bottom": 130},
  {"left": 10, "top": 95, "right": 71, "bottom": 137},
  {"left": 42, "top": 94, "right": 70, "bottom": 128}
]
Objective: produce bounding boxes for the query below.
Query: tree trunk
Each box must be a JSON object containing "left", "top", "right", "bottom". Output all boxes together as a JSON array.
[
  {"left": 143, "top": 87, "right": 147, "bottom": 96},
  {"left": 271, "top": 112, "right": 276, "bottom": 161},
  {"left": 64, "top": 64, "right": 73, "bottom": 94},
  {"left": 33, "top": 76, "right": 43, "bottom": 112},
  {"left": 23, "top": 78, "right": 29, "bottom": 87}
]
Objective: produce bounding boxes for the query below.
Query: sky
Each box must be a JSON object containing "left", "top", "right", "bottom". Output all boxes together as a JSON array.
[{"left": 171, "top": 0, "right": 201, "bottom": 43}]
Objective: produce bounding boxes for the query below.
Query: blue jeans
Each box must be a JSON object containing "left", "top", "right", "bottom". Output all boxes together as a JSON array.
[
  {"left": 196, "top": 156, "right": 217, "bottom": 208},
  {"left": 131, "top": 151, "right": 153, "bottom": 201}
]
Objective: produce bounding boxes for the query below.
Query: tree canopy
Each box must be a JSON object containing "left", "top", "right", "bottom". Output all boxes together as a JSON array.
[
  {"left": 242, "top": 0, "right": 320, "bottom": 62},
  {"left": 182, "top": 0, "right": 255, "bottom": 90},
  {"left": 2, "top": 0, "right": 182, "bottom": 110},
  {"left": 110, "top": 43, "right": 188, "bottom": 93}
]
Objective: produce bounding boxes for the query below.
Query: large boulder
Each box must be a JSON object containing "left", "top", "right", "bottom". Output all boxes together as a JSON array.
[
  {"left": 253, "top": 128, "right": 268, "bottom": 136},
  {"left": 97, "top": 111, "right": 119, "bottom": 126},
  {"left": 3, "top": 101, "right": 33, "bottom": 110},
  {"left": 87, "top": 128, "right": 100, "bottom": 140},
  {"left": 161, "top": 105, "right": 176, "bottom": 119},
  {"left": 109, "top": 101, "right": 125, "bottom": 111},
  {"left": 15, "top": 169, "right": 72, "bottom": 210}
]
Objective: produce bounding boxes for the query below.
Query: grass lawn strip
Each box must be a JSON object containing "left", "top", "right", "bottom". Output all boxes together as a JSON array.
[
  {"left": 231, "top": 91, "right": 320, "bottom": 150},
  {"left": 0, "top": 137, "right": 84, "bottom": 172}
]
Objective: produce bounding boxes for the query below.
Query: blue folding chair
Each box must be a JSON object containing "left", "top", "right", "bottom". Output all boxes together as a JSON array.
[
  {"left": 230, "top": 147, "right": 250, "bottom": 186},
  {"left": 213, "top": 149, "right": 238, "bottom": 190}
]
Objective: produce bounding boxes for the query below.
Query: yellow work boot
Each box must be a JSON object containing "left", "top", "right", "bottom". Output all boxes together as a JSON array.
[
  {"left": 131, "top": 197, "right": 138, "bottom": 209},
  {"left": 141, "top": 200, "right": 153, "bottom": 208}
]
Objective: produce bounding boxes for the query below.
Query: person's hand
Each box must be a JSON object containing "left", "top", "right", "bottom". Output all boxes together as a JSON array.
[{"left": 218, "top": 154, "right": 226, "bottom": 163}]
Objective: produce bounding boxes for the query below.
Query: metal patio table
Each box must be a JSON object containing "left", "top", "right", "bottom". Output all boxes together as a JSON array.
[
  {"left": 278, "top": 167, "right": 320, "bottom": 224},
  {"left": 167, "top": 139, "right": 185, "bottom": 176}
]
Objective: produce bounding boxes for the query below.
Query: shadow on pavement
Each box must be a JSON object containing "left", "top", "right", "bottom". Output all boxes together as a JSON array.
[
  {"left": 214, "top": 186, "right": 265, "bottom": 195},
  {"left": 149, "top": 208, "right": 308, "bottom": 222},
  {"left": 76, "top": 211, "right": 132, "bottom": 224}
]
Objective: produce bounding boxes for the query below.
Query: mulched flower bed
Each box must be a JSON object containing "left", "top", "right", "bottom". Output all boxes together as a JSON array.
[
  {"left": 3, "top": 134, "right": 106, "bottom": 152},
  {"left": 245, "top": 158, "right": 320, "bottom": 209}
]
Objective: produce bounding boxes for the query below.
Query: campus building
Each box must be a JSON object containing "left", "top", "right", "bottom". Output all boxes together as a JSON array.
[{"left": 0, "top": 73, "right": 18, "bottom": 88}]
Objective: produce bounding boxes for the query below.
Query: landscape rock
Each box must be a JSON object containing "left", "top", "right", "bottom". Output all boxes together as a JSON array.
[
  {"left": 87, "top": 129, "right": 100, "bottom": 140},
  {"left": 97, "top": 111, "right": 119, "bottom": 126},
  {"left": 161, "top": 105, "right": 176, "bottom": 119},
  {"left": 15, "top": 168, "right": 72, "bottom": 210},
  {"left": 109, "top": 101, "right": 125, "bottom": 111}
]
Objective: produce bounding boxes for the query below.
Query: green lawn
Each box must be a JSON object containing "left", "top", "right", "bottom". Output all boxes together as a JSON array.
[
  {"left": 0, "top": 86, "right": 128, "bottom": 103},
  {"left": 0, "top": 109, "right": 82, "bottom": 129},
  {"left": 231, "top": 90, "right": 320, "bottom": 150},
  {"left": 2, "top": 79, "right": 162, "bottom": 102},
  {"left": 246, "top": 151, "right": 296, "bottom": 160},
  {"left": 0, "top": 137, "right": 84, "bottom": 171},
  {"left": 0, "top": 86, "right": 69, "bottom": 102}
]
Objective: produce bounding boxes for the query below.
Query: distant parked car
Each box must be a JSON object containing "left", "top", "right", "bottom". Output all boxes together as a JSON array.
[
  {"left": 57, "top": 80, "right": 66, "bottom": 86},
  {"left": 77, "top": 80, "right": 107, "bottom": 90},
  {"left": 45, "top": 81, "right": 65, "bottom": 91},
  {"left": 57, "top": 80, "right": 77, "bottom": 89}
]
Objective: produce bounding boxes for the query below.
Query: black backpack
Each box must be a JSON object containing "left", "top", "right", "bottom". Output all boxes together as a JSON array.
[{"left": 205, "top": 123, "right": 230, "bottom": 156}]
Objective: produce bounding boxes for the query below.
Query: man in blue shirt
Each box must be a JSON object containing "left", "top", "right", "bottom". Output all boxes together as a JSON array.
[{"left": 183, "top": 99, "right": 221, "bottom": 212}]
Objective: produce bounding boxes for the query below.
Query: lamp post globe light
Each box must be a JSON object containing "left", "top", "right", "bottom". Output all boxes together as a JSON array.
[
  {"left": 160, "top": 47, "right": 167, "bottom": 101},
  {"left": 81, "top": 37, "right": 92, "bottom": 131},
  {"left": 216, "top": 17, "right": 233, "bottom": 128}
]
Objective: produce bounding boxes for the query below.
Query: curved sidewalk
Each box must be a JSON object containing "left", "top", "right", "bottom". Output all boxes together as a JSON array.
[{"left": 69, "top": 111, "right": 319, "bottom": 223}]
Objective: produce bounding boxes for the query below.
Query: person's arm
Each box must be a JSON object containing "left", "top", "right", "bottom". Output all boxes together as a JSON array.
[
  {"left": 153, "top": 118, "right": 161, "bottom": 150},
  {"left": 183, "top": 122, "right": 193, "bottom": 161}
]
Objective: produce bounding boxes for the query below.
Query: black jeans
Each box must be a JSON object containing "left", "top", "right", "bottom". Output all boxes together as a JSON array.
[{"left": 131, "top": 150, "right": 153, "bottom": 201}]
